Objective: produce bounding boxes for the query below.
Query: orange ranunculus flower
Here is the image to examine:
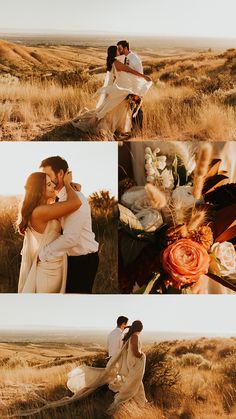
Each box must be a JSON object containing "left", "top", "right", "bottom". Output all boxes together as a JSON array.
[{"left": 162, "top": 239, "right": 210, "bottom": 288}]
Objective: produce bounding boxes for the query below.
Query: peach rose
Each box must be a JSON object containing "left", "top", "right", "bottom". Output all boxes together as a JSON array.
[{"left": 162, "top": 239, "right": 210, "bottom": 288}]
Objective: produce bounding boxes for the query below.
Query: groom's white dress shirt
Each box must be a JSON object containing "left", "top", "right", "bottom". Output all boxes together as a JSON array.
[
  {"left": 124, "top": 51, "right": 143, "bottom": 74},
  {"left": 107, "top": 327, "right": 124, "bottom": 357},
  {"left": 39, "top": 186, "right": 98, "bottom": 262}
]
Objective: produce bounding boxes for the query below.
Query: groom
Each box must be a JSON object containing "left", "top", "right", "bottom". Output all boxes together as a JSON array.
[
  {"left": 107, "top": 316, "right": 129, "bottom": 357},
  {"left": 38, "top": 155, "right": 99, "bottom": 293},
  {"left": 117, "top": 40, "right": 144, "bottom": 131}
]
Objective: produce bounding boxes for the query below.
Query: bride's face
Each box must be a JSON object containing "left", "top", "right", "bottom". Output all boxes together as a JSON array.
[
  {"left": 42, "top": 166, "right": 58, "bottom": 187},
  {"left": 45, "top": 174, "right": 56, "bottom": 200}
]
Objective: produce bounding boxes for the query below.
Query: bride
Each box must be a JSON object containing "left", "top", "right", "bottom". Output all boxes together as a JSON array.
[
  {"left": 67, "top": 320, "right": 147, "bottom": 414},
  {"left": 72, "top": 45, "right": 152, "bottom": 137},
  {"left": 17, "top": 171, "right": 81, "bottom": 293}
]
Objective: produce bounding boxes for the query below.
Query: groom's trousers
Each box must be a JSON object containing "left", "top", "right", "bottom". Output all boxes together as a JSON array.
[
  {"left": 66, "top": 252, "right": 99, "bottom": 293},
  {"left": 132, "top": 108, "right": 143, "bottom": 131}
]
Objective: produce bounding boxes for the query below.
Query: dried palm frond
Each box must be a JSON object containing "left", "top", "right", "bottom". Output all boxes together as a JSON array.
[
  {"left": 193, "top": 143, "right": 212, "bottom": 199},
  {"left": 203, "top": 158, "right": 229, "bottom": 194},
  {"left": 205, "top": 183, "right": 236, "bottom": 209}
]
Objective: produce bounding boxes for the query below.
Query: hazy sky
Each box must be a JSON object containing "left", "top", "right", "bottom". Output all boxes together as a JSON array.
[
  {"left": 0, "top": 0, "right": 235, "bottom": 38},
  {"left": 0, "top": 142, "right": 117, "bottom": 197},
  {"left": 0, "top": 295, "right": 235, "bottom": 336}
]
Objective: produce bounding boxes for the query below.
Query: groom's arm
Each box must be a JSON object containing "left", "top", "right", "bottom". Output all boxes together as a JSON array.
[{"left": 38, "top": 209, "right": 85, "bottom": 262}]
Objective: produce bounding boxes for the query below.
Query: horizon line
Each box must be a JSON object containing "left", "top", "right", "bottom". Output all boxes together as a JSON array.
[{"left": 0, "top": 30, "right": 236, "bottom": 41}]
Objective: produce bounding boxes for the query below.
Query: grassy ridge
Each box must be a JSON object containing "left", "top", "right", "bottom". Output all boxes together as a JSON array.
[
  {"left": 0, "top": 338, "right": 235, "bottom": 418},
  {"left": 0, "top": 41, "right": 235, "bottom": 140}
]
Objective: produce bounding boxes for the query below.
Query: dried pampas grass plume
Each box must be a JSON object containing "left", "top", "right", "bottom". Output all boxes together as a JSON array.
[
  {"left": 168, "top": 141, "right": 196, "bottom": 173},
  {"left": 145, "top": 183, "right": 167, "bottom": 209},
  {"left": 171, "top": 201, "right": 189, "bottom": 226},
  {"left": 193, "top": 143, "right": 212, "bottom": 199},
  {"left": 187, "top": 209, "right": 206, "bottom": 232}
]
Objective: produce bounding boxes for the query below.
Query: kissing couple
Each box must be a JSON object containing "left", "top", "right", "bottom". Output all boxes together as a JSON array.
[
  {"left": 18, "top": 156, "right": 99, "bottom": 294},
  {"left": 72, "top": 40, "right": 152, "bottom": 139}
]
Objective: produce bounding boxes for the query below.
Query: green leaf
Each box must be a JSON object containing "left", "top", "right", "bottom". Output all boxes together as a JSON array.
[
  {"left": 118, "top": 203, "right": 143, "bottom": 230},
  {"left": 172, "top": 155, "right": 179, "bottom": 188},
  {"left": 120, "top": 233, "right": 148, "bottom": 267},
  {"left": 144, "top": 272, "right": 161, "bottom": 294},
  {"left": 133, "top": 284, "right": 148, "bottom": 294}
]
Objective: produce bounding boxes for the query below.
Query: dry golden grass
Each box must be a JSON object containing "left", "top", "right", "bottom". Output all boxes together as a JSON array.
[
  {"left": 0, "top": 40, "right": 235, "bottom": 140},
  {"left": 0, "top": 193, "right": 118, "bottom": 293},
  {"left": 0, "top": 338, "right": 235, "bottom": 418}
]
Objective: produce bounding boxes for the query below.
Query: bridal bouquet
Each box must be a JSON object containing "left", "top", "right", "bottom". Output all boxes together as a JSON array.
[
  {"left": 126, "top": 94, "right": 142, "bottom": 118},
  {"left": 119, "top": 143, "right": 236, "bottom": 293}
]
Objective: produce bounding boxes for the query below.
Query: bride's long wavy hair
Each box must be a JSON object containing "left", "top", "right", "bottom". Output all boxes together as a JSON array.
[
  {"left": 106, "top": 45, "right": 118, "bottom": 72},
  {"left": 17, "top": 172, "right": 47, "bottom": 235},
  {"left": 123, "top": 320, "right": 143, "bottom": 342}
]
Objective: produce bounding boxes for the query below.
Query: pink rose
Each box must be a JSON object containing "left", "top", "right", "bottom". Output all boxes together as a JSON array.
[{"left": 162, "top": 239, "right": 210, "bottom": 288}]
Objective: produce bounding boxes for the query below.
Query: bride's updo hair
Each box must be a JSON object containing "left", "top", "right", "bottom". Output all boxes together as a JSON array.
[
  {"left": 106, "top": 45, "right": 117, "bottom": 72},
  {"left": 17, "top": 172, "right": 47, "bottom": 235},
  {"left": 123, "top": 320, "right": 143, "bottom": 342}
]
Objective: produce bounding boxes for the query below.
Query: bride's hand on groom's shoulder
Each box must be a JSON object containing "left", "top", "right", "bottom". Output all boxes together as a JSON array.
[
  {"left": 64, "top": 170, "right": 73, "bottom": 185},
  {"left": 71, "top": 182, "right": 81, "bottom": 192}
]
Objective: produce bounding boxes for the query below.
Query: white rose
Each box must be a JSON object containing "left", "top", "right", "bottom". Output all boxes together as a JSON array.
[
  {"left": 136, "top": 209, "right": 163, "bottom": 232},
  {"left": 121, "top": 187, "right": 146, "bottom": 208},
  {"left": 172, "top": 185, "right": 197, "bottom": 209},
  {"left": 211, "top": 242, "right": 236, "bottom": 278},
  {"left": 145, "top": 147, "right": 152, "bottom": 154},
  {"left": 131, "top": 196, "right": 153, "bottom": 213}
]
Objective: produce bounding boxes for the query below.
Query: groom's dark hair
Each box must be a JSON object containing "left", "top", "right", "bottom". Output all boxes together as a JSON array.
[
  {"left": 117, "top": 316, "right": 128, "bottom": 327},
  {"left": 117, "top": 40, "right": 129, "bottom": 50},
  {"left": 40, "top": 156, "right": 68, "bottom": 174}
]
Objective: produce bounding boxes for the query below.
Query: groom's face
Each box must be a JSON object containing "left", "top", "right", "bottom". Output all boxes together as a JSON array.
[
  {"left": 41, "top": 165, "right": 62, "bottom": 190},
  {"left": 120, "top": 321, "right": 128, "bottom": 331},
  {"left": 117, "top": 44, "right": 124, "bottom": 55}
]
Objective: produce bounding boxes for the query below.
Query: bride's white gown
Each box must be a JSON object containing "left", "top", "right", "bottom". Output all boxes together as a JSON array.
[
  {"left": 67, "top": 336, "right": 147, "bottom": 412},
  {"left": 13, "top": 336, "right": 147, "bottom": 416},
  {"left": 18, "top": 220, "right": 67, "bottom": 293},
  {"left": 73, "top": 64, "right": 152, "bottom": 135}
]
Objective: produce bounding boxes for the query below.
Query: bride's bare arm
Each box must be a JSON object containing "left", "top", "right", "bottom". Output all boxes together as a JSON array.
[
  {"left": 113, "top": 60, "right": 151, "bottom": 82},
  {"left": 130, "top": 334, "right": 143, "bottom": 358},
  {"left": 32, "top": 172, "right": 81, "bottom": 223}
]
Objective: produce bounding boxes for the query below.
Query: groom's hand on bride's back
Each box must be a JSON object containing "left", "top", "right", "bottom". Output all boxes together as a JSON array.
[{"left": 144, "top": 75, "right": 152, "bottom": 82}]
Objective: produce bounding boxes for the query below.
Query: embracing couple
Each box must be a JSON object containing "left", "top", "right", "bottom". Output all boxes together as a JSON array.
[
  {"left": 72, "top": 40, "right": 152, "bottom": 139},
  {"left": 17, "top": 156, "right": 99, "bottom": 294}
]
